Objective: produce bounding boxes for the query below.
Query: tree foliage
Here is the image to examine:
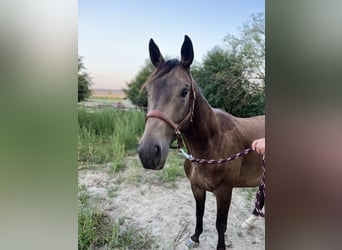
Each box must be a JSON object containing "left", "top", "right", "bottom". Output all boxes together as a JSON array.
[
  {"left": 192, "top": 13, "right": 265, "bottom": 117},
  {"left": 78, "top": 56, "right": 92, "bottom": 102},
  {"left": 224, "top": 12, "right": 265, "bottom": 84},
  {"left": 125, "top": 13, "right": 264, "bottom": 117},
  {"left": 192, "top": 47, "right": 264, "bottom": 117},
  {"left": 123, "top": 60, "right": 153, "bottom": 108}
]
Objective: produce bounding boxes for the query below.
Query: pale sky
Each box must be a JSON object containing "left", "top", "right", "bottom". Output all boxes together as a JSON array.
[{"left": 78, "top": 1, "right": 264, "bottom": 90}]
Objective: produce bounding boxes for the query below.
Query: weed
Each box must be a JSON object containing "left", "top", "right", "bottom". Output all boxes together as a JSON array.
[
  {"left": 109, "top": 218, "right": 155, "bottom": 249},
  {"left": 78, "top": 108, "right": 144, "bottom": 164},
  {"left": 78, "top": 185, "right": 155, "bottom": 249},
  {"left": 123, "top": 152, "right": 185, "bottom": 186},
  {"left": 78, "top": 211, "right": 155, "bottom": 249},
  {"left": 78, "top": 208, "right": 112, "bottom": 250},
  {"left": 78, "top": 184, "right": 90, "bottom": 208},
  {"left": 107, "top": 186, "right": 118, "bottom": 198},
  {"left": 161, "top": 151, "right": 185, "bottom": 183},
  {"left": 126, "top": 165, "right": 145, "bottom": 184},
  {"left": 112, "top": 159, "right": 126, "bottom": 173},
  {"left": 244, "top": 187, "right": 258, "bottom": 202}
]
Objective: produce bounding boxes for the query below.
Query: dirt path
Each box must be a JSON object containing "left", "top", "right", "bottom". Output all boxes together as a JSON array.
[{"left": 79, "top": 159, "right": 265, "bottom": 249}]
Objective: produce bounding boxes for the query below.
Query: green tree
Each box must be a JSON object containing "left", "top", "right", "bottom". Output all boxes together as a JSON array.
[
  {"left": 224, "top": 12, "right": 265, "bottom": 85},
  {"left": 193, "top": 47, "right": 262, "bottom": 117},
  {"left": 125, "top": 13, "right": 264, "bottom": 116},
  {"left": 192, "top": 13, "right": 265, "bottom": 117},
  {"left": 123, "top": 60, "right": 153, "bottom": 108},
  {"left": 78, "top": 56, "right": 92, "bottom": 102}
]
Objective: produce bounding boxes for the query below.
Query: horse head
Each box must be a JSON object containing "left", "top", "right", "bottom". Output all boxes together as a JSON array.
[{"left": 138, "top": 35, "right": 195, "bottom": 170}]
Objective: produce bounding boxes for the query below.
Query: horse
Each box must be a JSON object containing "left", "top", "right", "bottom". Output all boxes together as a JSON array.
[{"left": 138, "top": 35, "right": 265, "bottom": 250}]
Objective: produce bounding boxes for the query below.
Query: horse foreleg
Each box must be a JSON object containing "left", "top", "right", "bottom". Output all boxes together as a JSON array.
[
  {"left": 215, "top": 187, "right": 232, "bottom": 250},
  {"left": 187, "top": 184, "right": 206, "bottom": 247}
]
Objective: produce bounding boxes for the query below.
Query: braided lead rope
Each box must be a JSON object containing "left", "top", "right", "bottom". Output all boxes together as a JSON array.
[
  {"left": 179, "top": 148, "right": 253, "bottom": 164},
  {"left": 255, "top": 156, "right": 265, "bottom": 217},
  {"left": 179, "top": 148, "right": 266, "bottom": 217}
]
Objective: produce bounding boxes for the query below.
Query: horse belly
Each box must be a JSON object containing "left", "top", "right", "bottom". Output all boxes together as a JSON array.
[{"left": 237, "top": 157, "right": 263, "bottom": 187}]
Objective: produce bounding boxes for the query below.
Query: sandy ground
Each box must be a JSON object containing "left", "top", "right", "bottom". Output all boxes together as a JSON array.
[{"left": 79, "top": 158, "right": 265, "bottom": 250}]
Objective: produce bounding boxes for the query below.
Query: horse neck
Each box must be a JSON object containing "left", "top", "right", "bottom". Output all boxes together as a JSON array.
[{"left": 183, "top": 85, "right": 217, "bottom": 152}]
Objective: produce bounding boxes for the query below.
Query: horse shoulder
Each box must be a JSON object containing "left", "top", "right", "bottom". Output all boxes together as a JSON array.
[
  {"left": 235, "top": 116, "right": 265, "bottom": 140},
  {"left": 212, "top": 109, "right": 239, "bottom": 132},
  {"left": 213, "top": 109, "right": 264, "bottom": 136}
]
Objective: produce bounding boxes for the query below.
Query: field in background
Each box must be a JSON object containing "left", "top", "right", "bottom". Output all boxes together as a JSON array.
[
  {"left": 81, "top": 88, "right": 137, "bottom": 110},
  {"left": 91, "top": 88, "right": 126, "bottom": 99}
]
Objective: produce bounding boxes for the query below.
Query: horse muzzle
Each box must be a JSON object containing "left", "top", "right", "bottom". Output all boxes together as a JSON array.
[{"left": 138, "top": 140, "right": 169, "bottom": 170}]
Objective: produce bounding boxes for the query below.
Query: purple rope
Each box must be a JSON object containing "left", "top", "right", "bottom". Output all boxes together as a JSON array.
[
  {"left": 179, "top": 147, "right": 266, "bottom": 217},
  {"left": 187, "top": 148, "right": 254, "bottom": 164},
  {"left": 255, "top": 157, "right": 265, "bottom": 217}
]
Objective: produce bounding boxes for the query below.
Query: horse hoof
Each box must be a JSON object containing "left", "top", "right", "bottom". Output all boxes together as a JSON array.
[
  {"left": 241, "top": 221, "right": 254, "bottom": 230},
  {"left": 185, "top": 238, "right": 199, "bottom": 248},
  {"left": 241, "top": 214, "right": 258, "bottom": 230}
]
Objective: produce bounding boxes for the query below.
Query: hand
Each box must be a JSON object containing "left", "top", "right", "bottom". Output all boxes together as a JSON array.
[{"left": 251, "top": 138, "right": 265, "bottom": 156}]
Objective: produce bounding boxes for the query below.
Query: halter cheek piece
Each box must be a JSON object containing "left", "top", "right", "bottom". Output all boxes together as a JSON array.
[{"left": 145, "top": 78, "right": 196, "bottom": 149}]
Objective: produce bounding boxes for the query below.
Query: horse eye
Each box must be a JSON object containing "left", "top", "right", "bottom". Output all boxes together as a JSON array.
[{"left": 180, "top": 88, "right": 189, "bottom": 97}]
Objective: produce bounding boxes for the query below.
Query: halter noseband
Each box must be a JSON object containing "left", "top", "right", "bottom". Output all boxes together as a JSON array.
[{"left": 145, "top": 77, "right": 196, "bottom": 148}]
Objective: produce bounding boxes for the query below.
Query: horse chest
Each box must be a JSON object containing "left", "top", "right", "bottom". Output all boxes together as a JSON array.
[{"left": 188, "top": 165, "right": 223, "bottom": 192}]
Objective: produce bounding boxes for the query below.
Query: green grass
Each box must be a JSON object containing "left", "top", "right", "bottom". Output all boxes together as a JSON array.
[
  {"left": 78, "top": 209, "right": 154, "bottom": 250},
  {"left": 109, "top": 218, "right": 154, "bottom": 249},
  {"left": 124, "top": 151, "right": 185, "bottom": 186},
  {"left": 78, "top": 107, "right": 186, "bottom": 183},
  {"left": 244, "top": 187, "right": 259, "bottom": 202},
  {"left": 78, "top": 208, "right": 111, "bottom": 249},
  {"left": 78, "top": 184, "right": 90, "bottom": 208},
  {"left": 161, "top": 151, "right": 185, "bottom": 183},
  {"left": 107, "top": 186, "right": 118, "bottom": 198},
  {"left": 78, "top": 108, "right": 184, "bottom": 249},
  {"left": 78, "top": 185, "right": 155, "bottom": 250},
  {"left": 78, "top": 108, "right": 145, "bottom": 166}
]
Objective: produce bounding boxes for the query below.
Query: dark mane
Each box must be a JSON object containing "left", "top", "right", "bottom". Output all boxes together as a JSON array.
[{"left": 145, "top": 59, "right": 180, "bottom": 86}]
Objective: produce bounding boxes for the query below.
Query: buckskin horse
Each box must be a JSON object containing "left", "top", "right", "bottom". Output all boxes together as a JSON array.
[{"left": 138, "top": 35, "right": 265, "bottom": 250}]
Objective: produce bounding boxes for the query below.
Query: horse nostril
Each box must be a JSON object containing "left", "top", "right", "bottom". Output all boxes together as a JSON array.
[
  {"left": 153, "top": 144, "right": 161, "bottom": 167},
  {"left": 154, "top": 145, "right": 161, "bottom": 156},
  {"left": 138, "top": 142, "right": 164, "bottom": 169}
]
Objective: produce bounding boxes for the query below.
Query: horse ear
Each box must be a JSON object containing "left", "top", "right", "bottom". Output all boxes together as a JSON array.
[
  {"left": 181, "top": 35, "right": 194, "bottom": 68},
  {"left": 149, "top": 38, "right": 165, "bottom": 67}
]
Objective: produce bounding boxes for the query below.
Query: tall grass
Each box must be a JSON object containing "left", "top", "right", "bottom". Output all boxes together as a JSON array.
[{"left": 78, "top": 108, "right": 145, "bottom": 165}]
